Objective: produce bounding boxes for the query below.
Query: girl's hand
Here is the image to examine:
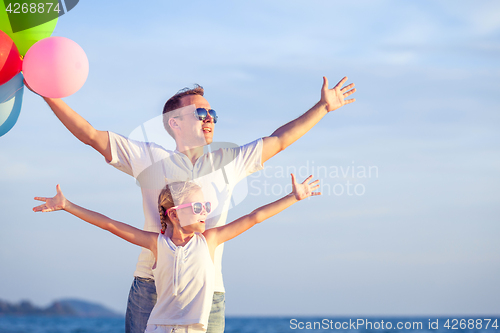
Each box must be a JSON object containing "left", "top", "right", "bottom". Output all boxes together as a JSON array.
[
  {"left": 291, "top": 174, "right": 321, "bottom": 200},
  {"left": 33, "top": 184, "right": 68, "bottom": 212}
]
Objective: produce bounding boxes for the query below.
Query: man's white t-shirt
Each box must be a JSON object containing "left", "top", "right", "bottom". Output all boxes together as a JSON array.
[{"left": 107, "top": 131, "right": 264, "bottom": 292}]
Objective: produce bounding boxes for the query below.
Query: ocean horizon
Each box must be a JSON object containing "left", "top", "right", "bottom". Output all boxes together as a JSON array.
[{"left": 1, "top": 315, "right": 499, "bottom": 333}]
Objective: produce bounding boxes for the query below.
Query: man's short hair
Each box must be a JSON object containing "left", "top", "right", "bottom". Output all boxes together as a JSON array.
[{"left": 162, "top": 84, "right": 204, "bottom": 137}]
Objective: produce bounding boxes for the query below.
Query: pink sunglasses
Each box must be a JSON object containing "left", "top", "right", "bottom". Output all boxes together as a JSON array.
[{"left": 166, "top": 202, "right": 212, "bottom": 215}]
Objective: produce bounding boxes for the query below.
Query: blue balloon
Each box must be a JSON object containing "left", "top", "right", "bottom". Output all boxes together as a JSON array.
[{"left": 0, "top": 72, "right": 24, "bottom": 137}]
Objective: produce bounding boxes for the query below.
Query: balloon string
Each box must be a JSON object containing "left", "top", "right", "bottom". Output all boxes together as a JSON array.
[{"left": 1, "top": 86, "right": 23, "bottom": 104}]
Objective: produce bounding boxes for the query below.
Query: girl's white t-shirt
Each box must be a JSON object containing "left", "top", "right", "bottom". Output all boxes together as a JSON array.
[{"left": 147, "top": 233, "right": 214, "bottom": 330}]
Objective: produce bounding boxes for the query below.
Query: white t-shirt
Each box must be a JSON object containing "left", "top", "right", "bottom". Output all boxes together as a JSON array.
[
  {"left": 148, "top": 233, "right": 214, "bottom": 330},
  {"left": 107, "top": 132, "right": 264, "bottom": 292}
]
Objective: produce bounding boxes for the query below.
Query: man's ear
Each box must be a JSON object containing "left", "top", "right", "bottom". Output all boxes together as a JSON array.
[{"left": 168, "top": 118, "right": 180, "bottom": 131}]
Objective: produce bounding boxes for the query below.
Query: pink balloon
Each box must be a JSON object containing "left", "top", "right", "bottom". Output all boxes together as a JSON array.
[{"left": 23, "top": 37, "right": 89, "bottom": 98}]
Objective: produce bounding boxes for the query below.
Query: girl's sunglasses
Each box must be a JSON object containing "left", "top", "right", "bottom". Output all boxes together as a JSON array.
[
  {"left": 166, "top": 202, "right": 212, "bottom": 215},
  {"left": 195, "top": 108, "right": 218, "bottom": 123}
]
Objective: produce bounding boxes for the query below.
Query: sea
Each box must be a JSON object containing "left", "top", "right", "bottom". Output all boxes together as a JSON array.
[{"left": 0, "top": 316, "right": 499, "bottom": 333}]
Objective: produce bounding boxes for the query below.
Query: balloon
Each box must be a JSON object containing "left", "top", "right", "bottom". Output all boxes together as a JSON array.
[
  {"left": 0, "top": 72, "right": 24, "bottom": 137},
  {"left": 0, "top": 0, "right": 58, "bottom": 56},
  {"left": 23, "top": 36, "right": 89, "bottom": 98},
  {"left": 0, "top": 30, "right": 23, "bottom": 85}
]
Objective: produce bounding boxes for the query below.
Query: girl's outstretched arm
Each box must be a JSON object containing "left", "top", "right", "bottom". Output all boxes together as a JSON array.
[
  {"left": 33, "top": 185, "right": 158, "bottom": 258},
  {"left": 206, "top": 174, "right": 320, "bottom": 247}
]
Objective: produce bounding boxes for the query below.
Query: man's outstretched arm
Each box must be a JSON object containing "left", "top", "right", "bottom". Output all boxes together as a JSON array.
[
  {"left": 43, "top": 97, "right": 111, "bottom": 161},
  {"left": 261, "top": 76, "right": 356, "bottom": 163}
]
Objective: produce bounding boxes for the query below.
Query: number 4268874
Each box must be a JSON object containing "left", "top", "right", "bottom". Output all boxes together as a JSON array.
[
  {"left": 444, "top": 319, "right": 498, "bottom": 330},
  {"left": 5, "top": 2, "right": 61, "bottom": 14}
]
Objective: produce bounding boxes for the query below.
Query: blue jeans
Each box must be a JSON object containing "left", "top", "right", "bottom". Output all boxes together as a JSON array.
[
  {"left": 125, "top": 277, "right": 157, "bottom": 333},
  {"left": 125, "top": 277, "right": 225, "bottom": 333},
  {"left": 206, "top": 292, "right": 225, "bottom": 333}
]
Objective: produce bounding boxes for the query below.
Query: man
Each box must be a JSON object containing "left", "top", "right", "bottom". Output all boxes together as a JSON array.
[{"left": 35, "top": 76, "right": 355, "bottom": 332}]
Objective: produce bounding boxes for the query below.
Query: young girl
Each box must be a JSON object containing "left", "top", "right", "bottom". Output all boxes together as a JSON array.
[{"left": 33, "top": 174, "right": 320, "bottom": 333}]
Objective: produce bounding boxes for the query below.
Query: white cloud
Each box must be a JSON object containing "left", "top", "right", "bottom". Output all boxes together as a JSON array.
[{"left": 439, "top": 0, "right": 500, "bottom": 36}]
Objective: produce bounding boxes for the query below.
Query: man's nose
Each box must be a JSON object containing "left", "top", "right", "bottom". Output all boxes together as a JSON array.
[{"left": 203, "top": 114, "right": 214, "bottom": 123}]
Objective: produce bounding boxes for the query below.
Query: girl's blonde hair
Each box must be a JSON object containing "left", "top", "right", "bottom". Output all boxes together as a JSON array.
[{"left": 158, "top": 181, "right": 202, "bottom": 234}]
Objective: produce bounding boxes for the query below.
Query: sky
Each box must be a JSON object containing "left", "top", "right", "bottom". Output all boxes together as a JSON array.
[{"left": 1, "top": 0, "right": 499, "bottom": 316}]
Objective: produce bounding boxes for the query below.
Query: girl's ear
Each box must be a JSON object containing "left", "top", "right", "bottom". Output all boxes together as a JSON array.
[{"left": 168, "top": 209, "right": 178, "bottom": 223}]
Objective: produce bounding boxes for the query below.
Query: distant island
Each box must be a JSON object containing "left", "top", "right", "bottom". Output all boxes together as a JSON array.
[{"left": 0, "top": 298, "right": 123, "bottom": 317}]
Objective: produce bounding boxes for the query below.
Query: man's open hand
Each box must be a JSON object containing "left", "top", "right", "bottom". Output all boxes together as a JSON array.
[{"left": 321, "top": 76, "right": 356, "bottom": 112}]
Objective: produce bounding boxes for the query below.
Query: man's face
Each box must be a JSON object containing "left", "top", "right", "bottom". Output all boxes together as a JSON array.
[{"left": 177, "top": 95, "right": 215, "bottom": 145}]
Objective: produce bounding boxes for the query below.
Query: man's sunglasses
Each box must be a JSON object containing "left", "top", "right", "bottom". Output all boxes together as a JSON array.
[
  {"left": 195, "top": 108, "right": 218, "bottom": 123},
  {"left": 172, "top": 108, "right": 218, "bottom": 123},
  {"left": 166, "top": 202, "right": 212, "bottom": 215}
]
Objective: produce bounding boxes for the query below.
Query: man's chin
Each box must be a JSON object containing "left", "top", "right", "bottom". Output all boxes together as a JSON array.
[{"left": 204, "top": 135, "right": 213, "bottom": 145}]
